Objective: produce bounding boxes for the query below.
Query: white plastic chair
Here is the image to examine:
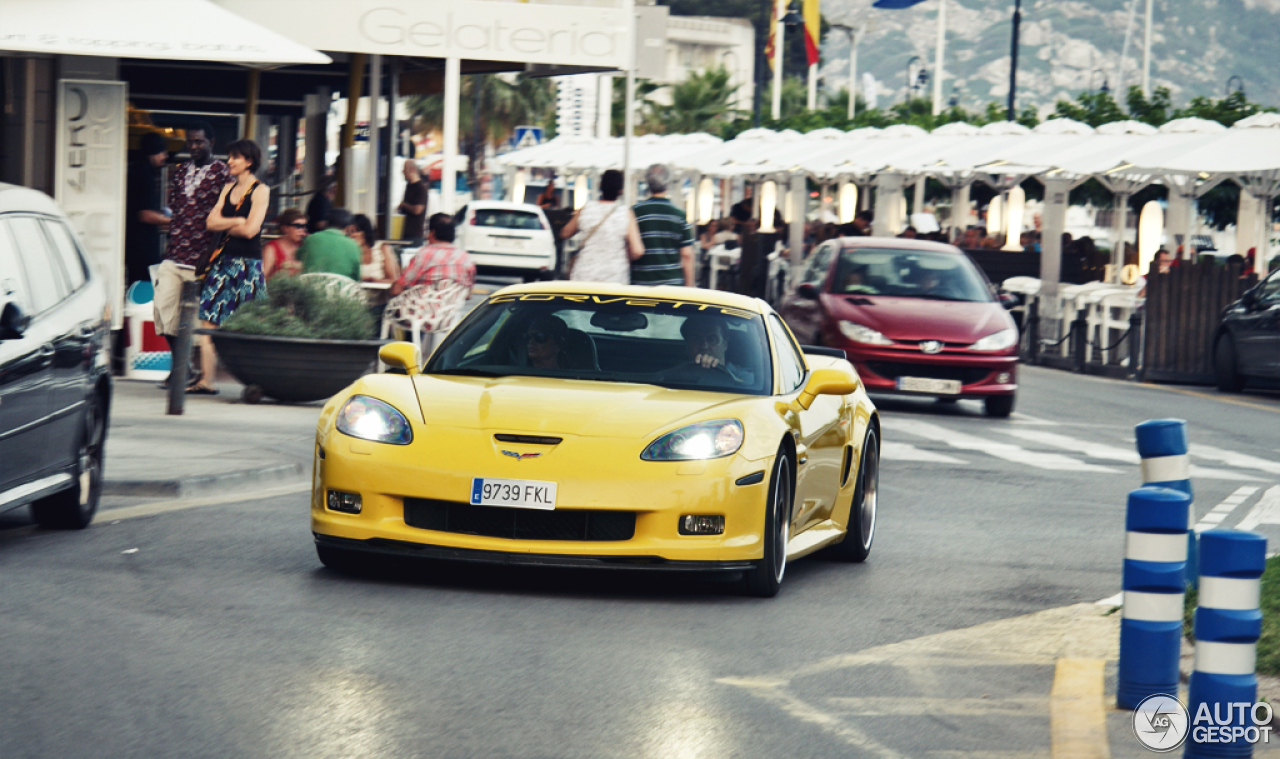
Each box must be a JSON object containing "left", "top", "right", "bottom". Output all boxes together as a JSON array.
[
  {"left": 298, "top": 272, "right": 366, "bottom": 301},
  {"left": 379, "top": 280, "right": 471, "bottom": 357}
]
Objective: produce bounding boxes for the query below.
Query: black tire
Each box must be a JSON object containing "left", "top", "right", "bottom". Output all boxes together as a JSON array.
[
  {"left": 984, "top": 394, "right": 1016, "bottom": 418},
  {"left": 31, "top": 393, "right": 105, "bottom": 530},
  {"left": 828, "top": 427, "right": 878, "bottom": 562},
  {"left": 316, "top": 543, "right": 363, "bottom": 573},
  {"left": 1215, "top": 337, "right": 1245, "bottom": 392},
  {"left": 742, "top": 450, "right": 791, "bottom": 598}
]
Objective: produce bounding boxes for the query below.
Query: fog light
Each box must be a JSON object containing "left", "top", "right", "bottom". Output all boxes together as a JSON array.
[
  {"left": 996, "top": 372, "right": 1012, "bottom": 384},
  {"left": 679, "top": 515, "right": 725, "bottom": 535},
  {"left": 327, "top": 490, "right": 362, "bottom": 514}
]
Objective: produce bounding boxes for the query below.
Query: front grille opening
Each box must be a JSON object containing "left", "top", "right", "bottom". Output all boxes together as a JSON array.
[
  {"left": 405, "top": 499, "right": 635, "bottom": 541},
  {"left": 494, "top": 434, "right": 563, "bottom": 445},
  {"left": 865, "top": 362, "right": 993, "bottom": 386}
]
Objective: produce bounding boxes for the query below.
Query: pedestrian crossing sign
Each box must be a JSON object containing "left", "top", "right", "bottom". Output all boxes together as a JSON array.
[{"left": 513, "top": 126, "right": 543, "bottom": 150}]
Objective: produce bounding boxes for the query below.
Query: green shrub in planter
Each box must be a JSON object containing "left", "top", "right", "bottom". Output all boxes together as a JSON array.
[{"left": 221, "top": 275, "right": 373, "bottom": 340}]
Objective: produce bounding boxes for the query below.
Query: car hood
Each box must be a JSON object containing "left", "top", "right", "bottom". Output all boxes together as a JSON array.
[
  {"left": 826, "top": 294, "right": 1011, "bottom": 344},
  {"left": 410, "top": 374, "right": 744, "bottom": 439}
]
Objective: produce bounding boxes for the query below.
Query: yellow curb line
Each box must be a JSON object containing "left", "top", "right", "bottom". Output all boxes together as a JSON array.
[{"left": 1051, "top": 658, "right": 1110, "bottom": 759}]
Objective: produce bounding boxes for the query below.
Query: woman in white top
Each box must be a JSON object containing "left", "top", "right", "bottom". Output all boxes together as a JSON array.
[
  {"left": 346, "top": 214, "right": 400, "bottom": 306},
  {"left": 559, "top": 169, "right": 644, "bottom": 284}
]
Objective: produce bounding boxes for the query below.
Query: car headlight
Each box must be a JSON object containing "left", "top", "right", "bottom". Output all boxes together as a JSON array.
[
  {"left": 336, "top": 395, "right": 413, "bottom": 445},
  {"left": 968, "top": 328, "right": 1018, "bottom": 352},
  {"left": 642, "top": 420, "right": 744, "bottom": 461},
  {"left": 838, "top": 320, "right": 894, "bottom": 345}
]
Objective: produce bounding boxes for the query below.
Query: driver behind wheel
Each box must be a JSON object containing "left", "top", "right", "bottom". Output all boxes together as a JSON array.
[{"left": 677, "top": 314, "right": 752, "bottom": 385}]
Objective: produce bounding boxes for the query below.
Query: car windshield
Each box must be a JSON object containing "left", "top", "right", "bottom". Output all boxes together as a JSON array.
[
  {"left": 831, "top": 248, "right": 993, "bottom": 302},
  {"left": 427, "top": 292, "right": 774, "bottom": 395},
  {"left": 473, "top": 209, "right": 544, "bottom": 230}
]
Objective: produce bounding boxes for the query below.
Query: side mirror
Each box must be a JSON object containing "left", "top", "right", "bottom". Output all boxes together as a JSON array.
[
  {"left": 0, "top": 300, "right": 30, "bottom": 340},
  {"left": 1241, "top": 287, "right": 1259, "bottom": 308},
  {"left": 998, "top": 292, "right": 1019, "bottom": 310},
  {"left": 796, "top": 367, "right": 859, "bottom": 410},
  {"left": 797, "top": 282, "right": 820, "bottom": 301},
  {"left": 378, "top": 342, "right": 421, "bottom": 375}
]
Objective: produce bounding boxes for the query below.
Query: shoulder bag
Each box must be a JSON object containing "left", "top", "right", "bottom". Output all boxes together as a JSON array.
[
  {"left": 566, "top": 202, "right": 619, "bottom": 279},
  {"left": 196, "top": 181, "right": 259, "bottom": 279}
]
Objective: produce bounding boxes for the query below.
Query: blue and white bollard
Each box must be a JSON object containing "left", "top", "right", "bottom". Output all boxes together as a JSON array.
[
  {"left": 1137, "top": 419, "right": 1198, "bottom": 587},
  {"left": 1185, "top": 530, "right": 1267, "bottom": 759},
  {"left": 1118, "top": 485, "right": 1193, "bottom": 710}
]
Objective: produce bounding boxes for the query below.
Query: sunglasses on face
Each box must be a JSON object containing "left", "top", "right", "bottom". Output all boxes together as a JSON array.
[
  {"left": 526, "top": 330, "right": 559, "bottom": 344},
  {"left": 286, "top": 222, "right": 308, "bottom": 229}
]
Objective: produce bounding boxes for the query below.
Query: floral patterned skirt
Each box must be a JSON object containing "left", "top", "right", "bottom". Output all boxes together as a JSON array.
[{"left": 199, "top": 256, "right": 266, "bottom": 326}]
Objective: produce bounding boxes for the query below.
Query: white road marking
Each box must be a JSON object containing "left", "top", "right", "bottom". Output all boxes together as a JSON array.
[
  {"left": 998, "top": 430, "right": 1261, "bottom": 481},
  {"left": 1009, "top": 412, "right": 1061, "bottom": 426},
  {"left": 1190, "top": 444, "right": 1280, "bottom": 476},
  {"left": 888, "top": 419, "right": 1119, "bottom": 472},
  {"left": 1235, "top": 485, "right": 1280, "bottom": 532},
  {"left": 826, "top": 696, "right": 1047, "bottom": 717},
  {"left": 881, "top": 442, "right": 968, "bottom": 464},
  {"left": 1095, "top": 593, "right": 1123, "bottom": 606},
  {"left": 1195, "top": 486, "right": 1262, "bottom": 533}
]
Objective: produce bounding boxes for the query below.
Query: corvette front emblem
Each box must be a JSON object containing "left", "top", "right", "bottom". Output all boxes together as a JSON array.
[
  {"left": 502, "top": 450, "right": 542, "bottom": 461},
  {"left": 919, "top": 341, "right": 943, "bottom": 354}
]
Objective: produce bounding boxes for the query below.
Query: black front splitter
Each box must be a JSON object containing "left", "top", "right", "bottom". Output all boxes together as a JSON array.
[{"left": 314, "top": 534, "right": 756, "bottom": 572}]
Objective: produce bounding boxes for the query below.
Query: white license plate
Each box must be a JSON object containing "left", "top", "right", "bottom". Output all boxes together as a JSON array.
[
  {"left": 897, "top": 376, "right": 962, "bottom": 394},
  {"left": 489, "top": 236, "right": 529, "bottom": 250},
  {"left": 469, "top": 478, "right": 557, "bottom": 510}
]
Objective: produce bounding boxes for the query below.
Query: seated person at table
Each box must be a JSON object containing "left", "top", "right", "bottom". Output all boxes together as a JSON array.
[
  {"left": 390, "top": 213, "right": 476, "bottom": 297},
  {"left": 300, "top": 207, "right": 361, "bottom": 280},
  {"left": 347, "top": 213, "right": 400, "bottom": 286},
  {"left": 663, "top": 314, "right": 754, "bottom": 387}
]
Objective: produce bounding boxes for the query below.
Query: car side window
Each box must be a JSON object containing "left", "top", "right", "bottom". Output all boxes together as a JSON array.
[
  {"left": 0, "top": 221, "right": 31, "bottom": 313},
  {"left": 768, "top": 314, "right": 806, "bottom": 393},
  {"left": 1259, "top": 271, "right": 1280, "bottom": 304},
  {"left": 42, "top": 221, "right": 87, "bottom": 292},
  {"left": 6, "top": 216, "right": 66, "bottom": 313},
  {"left": 802, "top": 241, "right": 835, "bottom": 286}
]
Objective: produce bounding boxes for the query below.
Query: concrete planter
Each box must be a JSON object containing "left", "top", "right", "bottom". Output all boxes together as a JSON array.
[{"left": 197, "top": 329, "right": 385, "bottom": 404}]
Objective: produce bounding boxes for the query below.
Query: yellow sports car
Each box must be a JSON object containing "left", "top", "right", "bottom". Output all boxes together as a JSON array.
[{"left": 311, "top": 282, "right": 879, "bottom": 596}]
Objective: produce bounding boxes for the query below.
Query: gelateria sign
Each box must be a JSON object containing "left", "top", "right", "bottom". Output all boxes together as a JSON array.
[{"left": 214, "top": 0, "right": 629, "bottom": 68}]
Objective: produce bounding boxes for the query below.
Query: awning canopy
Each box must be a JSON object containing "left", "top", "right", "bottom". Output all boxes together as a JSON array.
[
  {"left": 0, "top": 0, "right": 331, "bottom": 67},
  {"left": 497, "top": 118, "right": 1280, "bottom": 192}
]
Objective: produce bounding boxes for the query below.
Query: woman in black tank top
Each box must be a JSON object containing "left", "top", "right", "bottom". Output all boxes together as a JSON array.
[{"left": 193, "top": 138, "right": 270, "bottom": 395}]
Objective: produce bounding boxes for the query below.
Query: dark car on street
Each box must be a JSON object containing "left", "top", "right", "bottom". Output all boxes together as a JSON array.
[
  {"left": 779, "top": 237, "right": 1020, "bottom": 417},
  {"left": 1214, "top": 266, "right": 1280, "bottom": 392},
  {"left": 0, "top": 184, "right": 111, "bottom": 528}
]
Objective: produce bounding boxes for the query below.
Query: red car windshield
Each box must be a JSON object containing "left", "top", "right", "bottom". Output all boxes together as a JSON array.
[{"left": 831, "top": 248, "right": 992, "bottom": 303}]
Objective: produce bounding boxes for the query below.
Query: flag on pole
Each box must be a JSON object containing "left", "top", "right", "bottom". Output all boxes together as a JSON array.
[
  {"left": 765, "top": 0, "right": 780, "bottom": 63},
  {"left": 803, "top": 0, "right": 820, "bottom": 66}
]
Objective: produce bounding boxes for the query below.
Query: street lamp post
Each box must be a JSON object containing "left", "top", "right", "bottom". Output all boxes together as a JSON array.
[
  {"left": 873, "top": 0, "right": 947, "bottom": 115},
  {"left": 1007, "top": 0, "right": 1022, "bottom": 121},
  {"left": 906, "top": 55, "right": 922, "bottom": 102},
  {"left": 830, "top": 23, "right": 862, "bottom": 121},
  {"left": 1227, "top": 75, "right": 1245, "bottom": 98}
]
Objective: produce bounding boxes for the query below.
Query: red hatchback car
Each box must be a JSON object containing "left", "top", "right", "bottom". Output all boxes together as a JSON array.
[{"left": 780, "top": 237, "right": 1020, "bottom": 417}]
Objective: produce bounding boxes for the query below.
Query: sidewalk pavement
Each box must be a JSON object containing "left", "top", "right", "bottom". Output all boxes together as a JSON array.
[{"left": 103, "top": 376, "right": 320, "bottom": 497}]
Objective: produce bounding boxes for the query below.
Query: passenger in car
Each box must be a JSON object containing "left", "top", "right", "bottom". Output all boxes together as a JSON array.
[{"left": 524, "top": 315, "right": 570, "bottom": 369}]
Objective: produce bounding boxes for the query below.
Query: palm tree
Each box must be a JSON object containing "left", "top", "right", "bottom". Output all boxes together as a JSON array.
[
  {"left": 407, "top": 74, "right": 555, "bottom": 188},
  {"left": 645, "top": 67, "right": 742, "bottom": 135}
]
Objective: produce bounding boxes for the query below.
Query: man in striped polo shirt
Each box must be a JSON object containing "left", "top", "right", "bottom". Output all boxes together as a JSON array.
[{"left": 631, "top": 164, "right": 696, "bottom": 287}]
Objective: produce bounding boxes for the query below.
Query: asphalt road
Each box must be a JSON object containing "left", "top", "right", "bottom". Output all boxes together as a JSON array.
[{"left": 2, "top": 367, "right": 1279, "bottom": 758}]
